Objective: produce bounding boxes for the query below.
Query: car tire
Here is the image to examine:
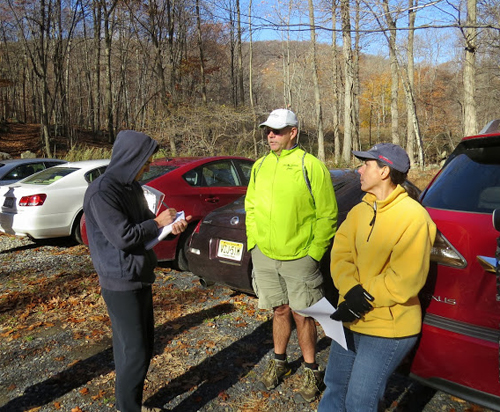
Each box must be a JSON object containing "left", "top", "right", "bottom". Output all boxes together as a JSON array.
[
  {"left": 174, "top": 223, "right": 196, "bottom": 272},
  {"left": 72, "top": 212, "right": 84, "bottom": 245}
]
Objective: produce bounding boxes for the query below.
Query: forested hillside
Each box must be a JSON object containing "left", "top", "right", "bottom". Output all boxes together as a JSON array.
[{"left": 0, "top": 0, "right": 499, "bottom": 167}]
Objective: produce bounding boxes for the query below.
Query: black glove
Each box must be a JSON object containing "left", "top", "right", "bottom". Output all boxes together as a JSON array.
[
  {"left": 330, "top": 301, "right": 360, "bottom": 323},
  {"left": 344, "top": 284, "right": 374, "bottom": 315}
]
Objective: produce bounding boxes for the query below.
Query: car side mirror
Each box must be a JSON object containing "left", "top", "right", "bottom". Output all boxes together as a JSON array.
[{"left": 493, "top": 209, "right": 500, "bottom": 232}]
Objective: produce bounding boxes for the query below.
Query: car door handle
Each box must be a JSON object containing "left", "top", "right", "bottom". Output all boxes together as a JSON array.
[
  {"left": 477, "top": 255, "right": 496, "bottom": 273},
  {"left": 205, "top": 197, "right": 220, "bottom": 203}
]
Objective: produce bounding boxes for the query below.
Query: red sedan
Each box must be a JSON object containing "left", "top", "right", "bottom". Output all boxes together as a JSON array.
[{"left": 82, "top": 156, "right": 254, "bottom": 271}]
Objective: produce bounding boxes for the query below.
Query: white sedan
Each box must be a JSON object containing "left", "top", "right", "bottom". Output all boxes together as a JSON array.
[{"left": 0, "top": 159, "right": 109, "bottom": 243}]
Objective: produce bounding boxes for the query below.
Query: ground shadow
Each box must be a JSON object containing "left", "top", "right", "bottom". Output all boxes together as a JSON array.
[
  {"left": 0, "top": 303, "right": 236, "bottom": 412},
  {"left": 384, "top": 372, "right": 437, "bottom": 411},
  {"left": 144, "top": 319, "right": 274, "bottom": 411},
  {"left": 0, "top": 271, "right": 90, "bottom": 312},
  {"left": 0, "top": 236, "right": 77, "bottom": 255}
]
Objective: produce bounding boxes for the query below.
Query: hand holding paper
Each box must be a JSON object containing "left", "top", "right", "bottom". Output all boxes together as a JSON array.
[
  {"left": 295, "top": 297, "right": 347, "bottom": 350},
  {"left": 146, "top": 211, "right": 185, "bottom": 250}
]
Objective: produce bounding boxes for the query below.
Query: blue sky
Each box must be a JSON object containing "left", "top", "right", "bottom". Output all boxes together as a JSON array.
[{"left": 207, "top": 0, "right": 463, "bottom": 64}]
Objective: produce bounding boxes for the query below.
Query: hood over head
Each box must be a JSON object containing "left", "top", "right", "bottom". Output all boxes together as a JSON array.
[{"left": 105, "top": 130, "right": 158, "bottom": 185}]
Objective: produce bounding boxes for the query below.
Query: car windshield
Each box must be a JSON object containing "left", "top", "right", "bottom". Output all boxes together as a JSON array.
[
  {"left": 422, "top": 141, "right": 500, "bottom": 213},
  {"left": 22, "top": 167, "right": 78, "bottom": 185},
  {"left": 140, "top": 165, "right": 177, "bottom": 184}
]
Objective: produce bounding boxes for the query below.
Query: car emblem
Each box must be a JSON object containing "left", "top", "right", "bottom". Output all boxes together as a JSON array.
[{"left": 230, "top": 216, "right": 239, "bottom": 226}]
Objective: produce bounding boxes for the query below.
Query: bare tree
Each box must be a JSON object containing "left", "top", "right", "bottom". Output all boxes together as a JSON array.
[
  {"left": 236, "top": 0, "right": 245, "bottom": 105},
  {"left": 463, "top": 0, "right": 477, "bottom": 135},
  {"left": 248, "top": 0, "right": 258, "bottom": 157},
  {"left": 353, "top": 0, "right": 361, "bottom": 150},
  {"left": 196, "top": 0, "right": 207, "bottom": 104},
  {"left": 331, "top": 0, "right": 341, "bottom": 164},
  {"left": 307, "top": 0, "right": 325, "bottom": 161},
  {"left": 99, "top": 0, "right": 119, "bottom": 142},
  {"left": 341, "top": 0, "right": 355, "bottom": 164},
  {"left": 382, "top": 0, "right": 400, "bottom": 145},
  {"left": 406, "top": 0, "right": 417, "bottom": 165},
  {"left": 6, "top": 0, "right": 81, "bottom": 156},
  {"left": 364, "top": 0, "right": 424, "bottom": 166}
]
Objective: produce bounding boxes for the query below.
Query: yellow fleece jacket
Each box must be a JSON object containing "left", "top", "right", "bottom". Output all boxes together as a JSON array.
[{"left": 332, "top": 185, "right": 436, "bottom": 338}]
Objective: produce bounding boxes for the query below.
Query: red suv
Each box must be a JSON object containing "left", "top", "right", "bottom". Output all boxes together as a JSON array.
[{"left": 410, "top": 120, "right": 500, "bottom": 410}]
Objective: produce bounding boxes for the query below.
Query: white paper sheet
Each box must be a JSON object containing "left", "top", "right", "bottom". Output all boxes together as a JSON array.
[
  {"left": 145, "top": 211, "right": 185, "bottom": 250},
  {"left": 295, "top": 297, "right": 347, "bottom": 350}
]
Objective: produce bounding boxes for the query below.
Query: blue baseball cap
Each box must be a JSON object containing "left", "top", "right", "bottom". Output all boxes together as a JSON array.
[{"left": 353, "top": 143, "right": 410, "bottom": 173}]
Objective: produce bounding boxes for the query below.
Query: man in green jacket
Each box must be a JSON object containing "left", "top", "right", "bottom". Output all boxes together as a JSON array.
[{"left": 245, "top": 108, "right": 338, "bottom": 402}]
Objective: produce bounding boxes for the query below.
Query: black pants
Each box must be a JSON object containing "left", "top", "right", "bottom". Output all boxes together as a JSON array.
[{"left": 102, "top": 286, "right": 154, "bottom": 412}]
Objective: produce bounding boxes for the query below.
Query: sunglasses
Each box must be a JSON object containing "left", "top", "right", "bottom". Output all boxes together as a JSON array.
[{"left": 265, "top": 127, "right": 289, "bottom": 135}]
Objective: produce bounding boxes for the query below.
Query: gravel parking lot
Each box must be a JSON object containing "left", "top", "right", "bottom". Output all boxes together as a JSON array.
[{"left": 0, "top": 233, "right": 493, "bottom": 412}]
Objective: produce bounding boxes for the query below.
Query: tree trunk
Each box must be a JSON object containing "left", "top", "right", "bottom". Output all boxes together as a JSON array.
[
  {"left": 92, "top": 0, "right": 102, "bottom": 133},
  {"left": 248, "top": 0, "right": 258, "bottom": 158},
  {"left": 196, "top": 0, "right": 207, "bottom": 104},
  {"left": 331, "top": 0, "right": 341, "bottom": 164},
  {"left": 382, "top": 0, "right": 400, "bottom": 145},
  {"left": 237, "top": 0, "right": 244, "bottom": 105},
  {"left": 406, "top": 0, "right": 417, "bottom": 165},
  {"left": 100, "top": 0, "right": 119, "bottom": 142},
  {"left": 341, "top": 0, "right": 354, "bottom": 164},
  {"left": 307, "top": 0, "right": 325, "bottom": 161},
  {"left": 463, "top": 0, "right": 477, "bottom": 136},
  {"left": 353, "top": 0, "right": 361, "bottom": 151}
]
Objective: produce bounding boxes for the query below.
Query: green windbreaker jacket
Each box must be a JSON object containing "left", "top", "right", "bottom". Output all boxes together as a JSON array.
[{"left": 245, "top": 146, "right": 338, "bottom": 261}]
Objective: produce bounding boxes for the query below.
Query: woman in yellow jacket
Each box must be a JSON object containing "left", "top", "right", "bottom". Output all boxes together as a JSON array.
[{"left": 318, "top": 143, "right": 436, "bottom": 412}]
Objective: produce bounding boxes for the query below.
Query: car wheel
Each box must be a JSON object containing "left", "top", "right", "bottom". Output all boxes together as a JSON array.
[
  {"left": 174, "top": 223, "right": 196, "bottom": 272},
  {"left": 72, "top": 212, "right": 84, "bottom": 244}
]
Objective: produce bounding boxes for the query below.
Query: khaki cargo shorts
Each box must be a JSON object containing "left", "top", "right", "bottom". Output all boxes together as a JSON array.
[{"left": 251, "top": 246, "right": 324, "bottom": 311}]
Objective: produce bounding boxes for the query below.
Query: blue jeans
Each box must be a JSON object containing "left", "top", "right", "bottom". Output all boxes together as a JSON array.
[{"left": 318, "top": 329, "right": 418, "bottom": 412}]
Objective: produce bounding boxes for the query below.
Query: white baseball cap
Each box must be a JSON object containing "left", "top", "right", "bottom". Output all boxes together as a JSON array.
[{"left": 259, "top": 109, "right": 298, "bottom": 129}]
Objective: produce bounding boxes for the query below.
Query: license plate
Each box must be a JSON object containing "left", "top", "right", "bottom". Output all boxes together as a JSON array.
[
  {"left": 217, "top": 240, "right": 244, "bottom": 261},
  {"left": 3, "top": 197, "right": 14, "bottom": 208}
]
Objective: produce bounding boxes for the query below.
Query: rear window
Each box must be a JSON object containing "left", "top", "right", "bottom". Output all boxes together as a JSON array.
[
  {"left": 140, "top": 165, "right": 177, "bottom": 184},
  {"left": 422, "top": 138, "right": 500, "bottom": 213},
  {"left": 23, "top": 167, "right": 77, "bottom": 185}
]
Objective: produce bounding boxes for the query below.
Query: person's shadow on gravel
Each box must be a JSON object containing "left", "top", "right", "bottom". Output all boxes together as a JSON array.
[
  {"left": 0, "top": 302, "right": 236, "bottom": 412},
  {"left": 144, "top": 319, "right": 274, "bottom": 412}
]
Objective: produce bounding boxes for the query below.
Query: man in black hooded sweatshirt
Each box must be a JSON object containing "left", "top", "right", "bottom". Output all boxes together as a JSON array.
[{"left": 83, "top": 130, "right": 189, "bottom": 412}]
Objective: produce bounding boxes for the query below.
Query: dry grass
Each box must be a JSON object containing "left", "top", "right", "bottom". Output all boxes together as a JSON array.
[
  {"left": 408, "top": 166, "right": 440, "bottom": 190},
  {"left": 64, "top": 145, "right": 112, "bottom": 162}
]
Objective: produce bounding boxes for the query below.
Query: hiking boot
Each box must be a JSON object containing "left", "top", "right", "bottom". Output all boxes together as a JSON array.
[
  {"left": 294, "top": 367, "right": 325, "bottom": 403},
  {"left": 258, "top": 358, "right": 292, "bottom": 390}
]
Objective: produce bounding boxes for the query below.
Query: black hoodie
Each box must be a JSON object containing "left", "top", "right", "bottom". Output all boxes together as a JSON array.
[{"left": 83, "top": 130, "right": 160, "bottom": 291}]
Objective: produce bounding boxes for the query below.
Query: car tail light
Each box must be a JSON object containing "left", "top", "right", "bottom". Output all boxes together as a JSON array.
[
  {"left": 193, "top": 220, "right": 203, "bottom": 234},
  {"left": 19, "top": 194, "right": 47, "bottom": 206},
  {"left": 430, "top": 230, "right": 467, "bottom": 268}
]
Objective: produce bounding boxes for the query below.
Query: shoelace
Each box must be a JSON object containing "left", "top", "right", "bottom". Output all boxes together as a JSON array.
[
  {"left": 302, "top": 368, "right": 317, "bottom": 389},
  {"left": 266, "top": 360, "right": 279, "bottom": 380}
]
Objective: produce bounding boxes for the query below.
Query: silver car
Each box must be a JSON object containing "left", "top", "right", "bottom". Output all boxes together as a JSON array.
[{"left": 0, "top": 158, "right": 67, "bottom": 186}]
